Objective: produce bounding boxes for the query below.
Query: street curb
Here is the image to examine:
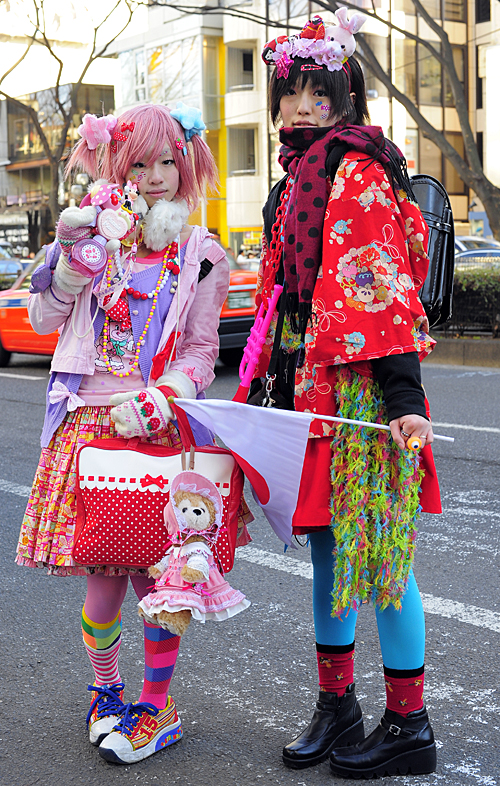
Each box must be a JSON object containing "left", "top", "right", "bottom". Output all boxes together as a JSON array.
[{"left": 423, "top": 336, "right": 500, "bottom": 367}]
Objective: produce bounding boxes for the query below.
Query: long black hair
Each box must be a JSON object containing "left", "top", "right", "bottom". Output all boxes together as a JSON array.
[{"left": 269, "top": 54, "right": 370, "bottom": 128}]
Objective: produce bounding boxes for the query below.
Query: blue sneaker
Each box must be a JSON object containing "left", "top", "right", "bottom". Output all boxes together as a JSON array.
[
  {"left": 98, "top": 697, "right": 182, "bottom": 764},
  {"left": 87, "top": 682, "right": 125, "bottom": 746}
]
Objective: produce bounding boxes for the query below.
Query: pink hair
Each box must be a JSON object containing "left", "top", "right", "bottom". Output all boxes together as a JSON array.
[{"left": 66, "top": 104, "right": 218, "bottom": 211}]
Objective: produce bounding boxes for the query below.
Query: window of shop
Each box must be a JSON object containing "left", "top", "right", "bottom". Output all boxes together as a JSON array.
[{"left": 476, "top": 0, "right": 490, "bottom": 23}]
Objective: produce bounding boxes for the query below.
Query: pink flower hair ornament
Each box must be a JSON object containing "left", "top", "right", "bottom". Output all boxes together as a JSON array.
[
  {"left": 77, "top": 114, "right": 118, "bottom": 150},
  {"left": 262, "top": 10, "right": 365, "bottom": 78}
]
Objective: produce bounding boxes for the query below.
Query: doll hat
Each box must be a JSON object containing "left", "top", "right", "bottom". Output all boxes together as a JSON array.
[
  {"left": 165, "top": 471, "right": 223, "bottom": 537},
  {"left": 262, "top": 9, "right": 365, "bottom": 78}
]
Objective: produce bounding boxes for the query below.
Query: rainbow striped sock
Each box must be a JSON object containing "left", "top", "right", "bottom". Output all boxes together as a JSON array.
[
  {"left": 82, "top": 608, "right": 122, "bottom": 687},
  {"left": 139, "top": 622, "right": 180, "bottom": 710}
]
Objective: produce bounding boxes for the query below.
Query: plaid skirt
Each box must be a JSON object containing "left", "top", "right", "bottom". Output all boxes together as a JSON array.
[{"left": 16, "top": 406, "right": 252, "bottom": 576}]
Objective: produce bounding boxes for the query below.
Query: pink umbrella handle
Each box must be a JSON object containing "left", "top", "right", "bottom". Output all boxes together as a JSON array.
[{"left": 233, "top": 285, "right": 284, "bottom": 403}]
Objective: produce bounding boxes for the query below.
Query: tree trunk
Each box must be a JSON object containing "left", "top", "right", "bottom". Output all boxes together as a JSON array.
[
  {"left": 48, "top": 159, "right": 61, "bottom": 230},
  {"left": 473, "top": 181, "right": 500, "bottom": 241}
]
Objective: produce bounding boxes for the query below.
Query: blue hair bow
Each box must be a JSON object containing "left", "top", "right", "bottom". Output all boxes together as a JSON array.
[{"left": 171, "top": 101, "right": 206, "bottom": 143}]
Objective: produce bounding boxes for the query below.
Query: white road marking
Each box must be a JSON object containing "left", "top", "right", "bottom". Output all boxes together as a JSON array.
[
  {"left": 235, "top": 547, "right": 500, "bottom": 634},
  {"left": 0, "top": 478, "right": 33, "bottom": 496},
  {"left": 433, "top": 421, "right": 500, "bottom": 435},
  {"left": 0, "top": 372, "right": 46, "bottom": 380},
  {"left": 3, "top": 478, "right": 500, "bottom": 634}
]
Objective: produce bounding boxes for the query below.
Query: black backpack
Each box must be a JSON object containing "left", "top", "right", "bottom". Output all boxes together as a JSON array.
[
  {"left": 264, "top": 150, "right": 455, "bottom": 330},
  {"left": 410, "top": 174, "right": 454, "bottom": 328}
]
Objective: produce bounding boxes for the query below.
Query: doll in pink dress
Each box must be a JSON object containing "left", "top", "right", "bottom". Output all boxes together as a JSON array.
[{"left": 138, "top": 471, "right": 250, "bottom": 636}]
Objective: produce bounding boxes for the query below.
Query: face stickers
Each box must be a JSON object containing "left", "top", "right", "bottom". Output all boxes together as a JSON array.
[{"left": 321, "top": 103, "right": 331, "bottom": 120}]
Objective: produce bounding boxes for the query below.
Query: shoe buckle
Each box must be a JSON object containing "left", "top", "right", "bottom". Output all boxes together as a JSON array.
[{"left": 388, "top": 723, "right": 402, "bottom": 736}]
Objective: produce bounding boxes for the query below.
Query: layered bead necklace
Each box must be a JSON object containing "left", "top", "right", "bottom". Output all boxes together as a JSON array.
[{"left": 101, "top": 240, "right": 180, "bottom": 378}]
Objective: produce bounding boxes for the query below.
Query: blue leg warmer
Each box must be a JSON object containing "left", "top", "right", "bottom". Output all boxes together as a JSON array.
[
  {"left": 375, "top": 570, "right": 425, "bottom": 670},
  {"left": 310, "top": 529, "right": 357, "bottom": 646},
  {"left": 310, "top": 529, "right": 425, "bottom": 668}
]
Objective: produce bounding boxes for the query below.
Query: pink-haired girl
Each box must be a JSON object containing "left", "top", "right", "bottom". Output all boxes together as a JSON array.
[{"left": 16, "top": 102, "right": 251, "bottom": 765}]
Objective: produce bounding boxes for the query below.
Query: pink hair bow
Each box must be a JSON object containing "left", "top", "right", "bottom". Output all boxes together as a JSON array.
[
  {"left": 78, "top": 114, "right": 117, "bottom": 150},
  {"left": 48, "top": 381, "right": 85, "bottom": 411}
]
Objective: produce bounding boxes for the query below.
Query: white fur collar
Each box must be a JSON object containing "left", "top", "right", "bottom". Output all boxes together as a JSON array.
[{"left": 142, "top": 199, "right": 190, "bottom": 251}]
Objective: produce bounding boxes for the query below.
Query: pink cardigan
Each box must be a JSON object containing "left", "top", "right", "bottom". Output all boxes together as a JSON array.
[{"left": 28, "top": 226, "right": 229, "bottom": 393}]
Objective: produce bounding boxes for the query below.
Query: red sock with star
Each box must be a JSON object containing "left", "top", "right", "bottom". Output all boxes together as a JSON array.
[
  {"left": 384, "top": 665, "right": 425, "bottom": 717},
  {"left": 316, "top": 642, "right": 355, "bottom": 696}
]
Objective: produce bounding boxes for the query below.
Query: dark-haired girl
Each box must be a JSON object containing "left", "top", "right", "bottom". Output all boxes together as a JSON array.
[{"left": 256, "top": 11, "right": 442, "bottom": 779}]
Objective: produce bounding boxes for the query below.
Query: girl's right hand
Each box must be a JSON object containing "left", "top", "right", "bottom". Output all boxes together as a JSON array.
[
  {"left": 53, "top": 254, "right": 93, "bottom": 295},
  {"left": 389, "top": 414, "right": 434, "bottom": 451}
]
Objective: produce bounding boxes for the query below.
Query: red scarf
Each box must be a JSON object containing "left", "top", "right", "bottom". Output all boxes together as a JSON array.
[{"left": 277, "top": 124, "right": 410, "bottom": 336}]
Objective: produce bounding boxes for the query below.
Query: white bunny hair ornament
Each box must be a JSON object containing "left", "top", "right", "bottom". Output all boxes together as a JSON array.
[{"left": 262, "top": 10, "right": 366, "bottom": 76}]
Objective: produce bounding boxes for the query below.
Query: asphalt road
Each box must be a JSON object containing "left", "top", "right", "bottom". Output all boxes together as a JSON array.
[{"left": 0, "top": 354, "right": 499, "bottom": 786}]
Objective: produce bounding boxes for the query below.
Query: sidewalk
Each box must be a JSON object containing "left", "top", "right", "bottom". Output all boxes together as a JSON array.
[{"left": 424, "top": 335, "right": 500, "bottom": 367}]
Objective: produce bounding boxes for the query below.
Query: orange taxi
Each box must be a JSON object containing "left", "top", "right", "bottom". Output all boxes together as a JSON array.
[{"left": 0, "top": 253, "right": 258, "bottom": 368}]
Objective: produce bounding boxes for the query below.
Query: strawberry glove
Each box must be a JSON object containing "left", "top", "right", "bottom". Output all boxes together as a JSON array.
[{"left": 109, "top": 387, "right": 174, "bottom": 438}]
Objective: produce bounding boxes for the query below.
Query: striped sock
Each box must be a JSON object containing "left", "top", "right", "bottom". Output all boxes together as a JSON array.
[
  {"left": 82, "top": 607, "right": 122, "bottom": 686},
  {"left": 139, "top": 622, "right": 180, "bottom": 710}
]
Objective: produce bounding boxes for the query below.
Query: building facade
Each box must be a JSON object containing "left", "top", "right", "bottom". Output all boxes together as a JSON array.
[{"left": 104, "top": 0, "right": 486, "bottom": 247}]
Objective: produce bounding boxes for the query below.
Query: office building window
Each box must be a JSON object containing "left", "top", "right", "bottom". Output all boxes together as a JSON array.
[
  {"left": 445, "top": 0, "right": 466, "bottom": 21},
  {"left": 358, "top": 34, "right": 390, "bottom": 98},
  {"left": 476, "top": 131, "right": 483, "bottom": 167},
  {"left": 419, "top": 132, "right": 442, "bottom": 181},
  {"left": 394, "top": 38, "right": 417, "bottom": 105},
  {"left": 227, "top": 47, "right": 254, "bottom": 91},
  {"left": 418, "top": 43, "right": 441, "bottom": 105},
  {"left": 476, "top": 0, "right": 490, "bottom": 23},
  {"left": 228, "top": 128, "right": 256, "bottom": 175},
  {"left": 444, "top": 132, "right": 467, "bottom": 194},
  {"left": 444, "top": 46, "right": 465, "bottom": 107}
]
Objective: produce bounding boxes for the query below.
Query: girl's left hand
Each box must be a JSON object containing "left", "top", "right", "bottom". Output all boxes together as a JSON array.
[
  {"left": 109, "top": 387, "right": 173, "bottom": 438},
  {"left": 389, "top": 414, "right": 434, "bottom": 451}
]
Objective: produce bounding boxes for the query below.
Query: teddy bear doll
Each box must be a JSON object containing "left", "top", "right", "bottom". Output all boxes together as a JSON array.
[{"left": 138, "top": 470, "right": 250, "bottom": 636}]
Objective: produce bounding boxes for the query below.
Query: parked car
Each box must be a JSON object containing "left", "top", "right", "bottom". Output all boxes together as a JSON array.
[
  {"left": 0, "top": 252, "right": 258, "bottom": 367},
  {"left": 454, "top": 248, "right": 500, "bottom": 271},
  {"left": 455, "top": 235, "right": 500, "bottom": 254}
]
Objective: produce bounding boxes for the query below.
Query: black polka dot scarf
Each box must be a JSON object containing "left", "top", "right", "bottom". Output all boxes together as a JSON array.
[{"left": 278, "top": 123, "right": 410, "bottom": 337}]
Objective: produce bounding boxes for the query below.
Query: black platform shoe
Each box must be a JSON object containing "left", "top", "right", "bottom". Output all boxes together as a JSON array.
[
  {"left": 282, "top": 684, "right": 364, "bottom": 770},
  {"left": 329, "top": 705, "right": 437, "bottom": 778}
]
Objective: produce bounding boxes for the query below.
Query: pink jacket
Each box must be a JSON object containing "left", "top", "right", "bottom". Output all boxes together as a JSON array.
[{"left": 28, "top": 226, "right": 229, "bottom": 392}]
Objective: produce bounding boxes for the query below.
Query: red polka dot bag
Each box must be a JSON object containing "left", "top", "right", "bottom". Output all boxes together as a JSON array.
[{"left": 73, "top": 409, "right": 244, "bottom": 573}]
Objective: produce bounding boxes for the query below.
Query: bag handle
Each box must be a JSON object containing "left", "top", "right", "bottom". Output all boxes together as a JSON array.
[{"left": 165, "top": 393, "right": 196, "bottom": 448}]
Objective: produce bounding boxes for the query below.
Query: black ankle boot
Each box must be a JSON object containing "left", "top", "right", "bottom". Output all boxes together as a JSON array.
[
  {"left": 329, "top": 705, "right": 437, "bottom": 778},
  {"left": 282, "top": 684, "right": 364, "bottom": 770}
]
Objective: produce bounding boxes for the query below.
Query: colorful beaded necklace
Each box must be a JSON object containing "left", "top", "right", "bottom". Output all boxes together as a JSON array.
[{"left": 101, "top": 240, "right": 180, "bottom": 378}]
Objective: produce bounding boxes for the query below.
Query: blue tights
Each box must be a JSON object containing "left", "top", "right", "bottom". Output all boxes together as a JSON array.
[{"left": 309, "top": 529, "right": 425, "bottom": 670}]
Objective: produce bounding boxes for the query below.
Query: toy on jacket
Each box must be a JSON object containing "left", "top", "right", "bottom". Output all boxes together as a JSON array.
[
  {"left": 53, "top": 181, "right": 139, "bottom": 292},
  {"left": 138, "top": 471, "right": 250, "bottom": 636}
]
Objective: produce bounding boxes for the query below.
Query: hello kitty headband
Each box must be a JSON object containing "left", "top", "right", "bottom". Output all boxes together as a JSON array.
[{"left": 262, "top": 10, "right": 365, "bottom": 80}]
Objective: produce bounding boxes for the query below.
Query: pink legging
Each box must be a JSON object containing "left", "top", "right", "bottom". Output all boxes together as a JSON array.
[{"left": 84, "top": 573, "right": 154, "bottom": 622}]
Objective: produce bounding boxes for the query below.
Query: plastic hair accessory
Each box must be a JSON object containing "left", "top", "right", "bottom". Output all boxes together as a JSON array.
[
  {"left": 175, "top": 137, "right": 188, "bottom": 156},
  {"left": 262, "top": 9, "right": 365, "bottom": 77},
  {"left": 78, "top": 114, "right": 117, "bottom": 150},
  {"left": 171, "top": 102, "right": 206, "bottom": 142}
]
